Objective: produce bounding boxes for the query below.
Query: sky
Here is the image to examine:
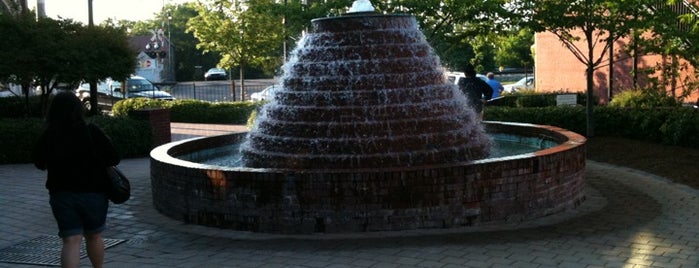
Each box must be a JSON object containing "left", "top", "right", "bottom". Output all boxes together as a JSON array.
[{"left": 27, "top": 0, "right": 191, "bottom": 25}]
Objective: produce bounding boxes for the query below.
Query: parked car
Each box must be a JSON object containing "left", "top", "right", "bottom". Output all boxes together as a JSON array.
[
  {"left": 503, "top": 76, "right": 535, "bottom": 93},
  {"left": 250, "top": 85, "right": 281, "bottom": 101},
  {"left": 446, "top": 71, "right": 488, "bottom": 85},
  {"left": 75, "top": 76, "right": 174, "bottom": 112},
  {"left": 204, "top": 68, "right": 228, "bottom": 81}
]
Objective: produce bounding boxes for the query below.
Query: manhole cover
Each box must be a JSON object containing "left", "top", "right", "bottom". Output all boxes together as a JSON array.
[{"left": 0, "top": 235, "right": 125, "bottom": 266}]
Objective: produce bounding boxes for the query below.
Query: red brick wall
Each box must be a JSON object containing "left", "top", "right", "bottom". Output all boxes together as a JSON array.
[
  {"left": 535, "top": 31, "right": 699, "bottom": 104},
  {"left": 130, "top": 108, "right": 171, "bottom": 147}
]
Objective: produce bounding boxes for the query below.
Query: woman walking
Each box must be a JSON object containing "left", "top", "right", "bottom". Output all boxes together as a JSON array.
[{"left": 32, "top": 92, "right": 120, "bottom": 268}]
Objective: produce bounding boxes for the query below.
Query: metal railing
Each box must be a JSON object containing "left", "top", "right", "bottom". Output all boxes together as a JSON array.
[{"left": 164, "top": 82, "right": 271, "bottom": 102}]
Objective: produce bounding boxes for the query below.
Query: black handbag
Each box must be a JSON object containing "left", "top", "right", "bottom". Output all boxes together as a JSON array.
[
  {"left": 106, "top": 166, "right": 130, "bottom": 204},
  {"left": 87, "top": 125, "right": 130, "bottom": 204}
]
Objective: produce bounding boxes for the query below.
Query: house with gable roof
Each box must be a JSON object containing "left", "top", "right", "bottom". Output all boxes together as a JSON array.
[{"left": 129, "top": 29, "right": 175, "bottom": 85}]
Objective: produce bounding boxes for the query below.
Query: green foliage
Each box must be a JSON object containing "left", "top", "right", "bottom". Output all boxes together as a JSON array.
[
  {"left": 119, "top": 3, "right": 221, "bottom": 82},
  {"left": 0, "top": 115, "right": 152, "bottom": 164},
  {"left": 0, "top": 13, "right": 135, "bottom": 114},
  {"left": 485, "top": 106, "right": 587, "bottom": 135},
  {"left": 486, "top": 106, "right": 699, "bottom": 148},
  {"left": 87, "top": 116, "right": 152, "bottom": 158},
  {"left": 187, "top": 0, "right": 284, "bottom": 79},
  {"left": 0, "top": 95, "right": 43, "bottom": 118},
  {"left": 520, "top": 0, "right": 650, "bottom": 100},
  {"left": 514, "top": 91, "right": 557, "bottom": 107},
  {"left": 0, "top": 118, "right": 44, "bottom": 164},
  {"left": 112, "top": 98, "right": 171, "bottom": 117},
  {"left": 168, "top": 99, "right": 260, "bottom": 124},
  {"left": 376, "top": 0, "right": 511, "bottom": 71},
  {"left": 111, "top": 98, "right": 260, "bottom": 124},
  {"left": 609, "top": 89, "right": 682, "bottom": 108},
  {"left": 659, "top": 109, "right": 699, "bottom": 146},
  {"left": 494, "top": 28, "right": 534, "bottom": 69},
  {"left": 487, "top": 91, "right": 586, "bottom": 108},
  {"left": 246, "top": 109, "right": 258, "bottom": 129}
]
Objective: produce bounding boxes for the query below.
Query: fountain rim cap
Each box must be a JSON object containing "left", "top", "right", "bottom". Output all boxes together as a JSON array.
[{"left": 311, "top": 13, "right": 412, "bottom": 23}]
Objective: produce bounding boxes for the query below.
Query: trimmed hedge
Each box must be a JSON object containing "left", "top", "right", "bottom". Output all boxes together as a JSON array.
[
  {"left": 0, "top": 117, "right": 45, "bottom": 164},
  {"left": 0, "top": 115, "right": 151, "bottom": 164},
  {"left": 488, "top": 91, "right": 587, "bottom": 108},
  {"left": 485, "top": 106, "right": 699, "bottom": 148},
  {"left": 113, "top": 98, "right": 260, "bottom": 124},
  {"left": 0, "top": 95, "right": 44, "bottom": 118}
]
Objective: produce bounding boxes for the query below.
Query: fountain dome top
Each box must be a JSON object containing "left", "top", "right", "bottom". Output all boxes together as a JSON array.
[{"left": 348, "top": 0, "right": 375, "bottom": 13}]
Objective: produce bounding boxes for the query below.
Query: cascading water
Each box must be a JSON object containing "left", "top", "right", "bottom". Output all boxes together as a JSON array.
[{"left": 240, "top": 7, "right": 491, "bottom": 169}]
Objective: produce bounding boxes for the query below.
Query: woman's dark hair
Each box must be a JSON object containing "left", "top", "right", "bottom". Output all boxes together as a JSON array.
[
  {"left": 46, "top": 91, "right": 86, "bottom": 127},
  {"left": 462, "top": 63, "right": 476, "bottom": 77}
]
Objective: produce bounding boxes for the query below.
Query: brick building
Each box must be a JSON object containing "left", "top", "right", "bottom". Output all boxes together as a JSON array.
[{"left": 533, "top": 5, "right": 699, "bottom": 105}]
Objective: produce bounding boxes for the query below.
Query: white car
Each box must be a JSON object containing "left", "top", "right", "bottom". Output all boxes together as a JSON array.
[
  {"left": 446, "top": 71, "right": 488, "bottom": 85},
  {"left": 250, "top": 85, "right": 281, "bottom": 101},
  {"left": 503, "top": 76, "right": 535, "bottom": 93},
  {"left": 75, "top": 76, "right": 174, "bottom": 111}
]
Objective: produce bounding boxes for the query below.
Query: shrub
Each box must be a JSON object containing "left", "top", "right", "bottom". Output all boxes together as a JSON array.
[
  {"left": 169, "top": 99, "right": 260, "bottom": 124},
  {"left": 485, "top": 106, "right": 586, "bottom": 134},
  {"left": 0, "top": 95, "right": 43, "bottom": 118},
  {"left": 0, "top": 117, "right": 44, "bottom": 163},
  {"left": 87, "top": 115, "right": 152, "bottom": 158},
  {"left": 609, "top": 88, "right": 681, "bottom": 108},
  {"left": 659, "top": 109, "right": 699, "bottom": 147},
  {"left": 112, "top": 98, "right": 171, "bottom": 117},
  {"left": 486, "top": 106, "right": 699, "bottom": 149},
  {"left": 489, "top": 91, "right": 587, "bottom": 108}
]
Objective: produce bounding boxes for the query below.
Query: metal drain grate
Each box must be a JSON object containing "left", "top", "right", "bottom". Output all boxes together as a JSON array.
[{"left": 0, "top": 235, "right": 125, "bottom": 266}]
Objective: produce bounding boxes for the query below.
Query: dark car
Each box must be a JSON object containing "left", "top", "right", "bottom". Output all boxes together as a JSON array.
[
  {"left": 204, "top": 68, "right": 228, "bottom": 81},
  {"left": 75, "top": 76, "right": 174, "bottom": 112}
]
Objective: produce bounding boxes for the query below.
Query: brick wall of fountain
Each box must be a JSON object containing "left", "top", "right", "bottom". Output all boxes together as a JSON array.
[{"left": 150, "top": 122, "right": 586, "bottom": 234}]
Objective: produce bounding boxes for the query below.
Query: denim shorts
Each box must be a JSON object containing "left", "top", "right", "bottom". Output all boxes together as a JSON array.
[{"left": 49, "top": 192, "right": 109, "bottom": 238}]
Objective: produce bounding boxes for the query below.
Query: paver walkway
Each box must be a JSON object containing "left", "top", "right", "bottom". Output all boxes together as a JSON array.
[{"left": 1, "top": 124, "right": 697, "bottom": 267}]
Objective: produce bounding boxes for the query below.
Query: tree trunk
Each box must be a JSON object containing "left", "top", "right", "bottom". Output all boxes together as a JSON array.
[
  {"left": 586, "top": 32, "right": 595, "bottom": 137},
  {"left": 239, "top": 61, "right": 245, "bottom": 101}
]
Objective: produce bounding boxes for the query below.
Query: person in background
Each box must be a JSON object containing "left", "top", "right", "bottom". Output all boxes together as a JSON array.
[
  {"left": 485, "top": 72, "right": 504, "bottom": 99},
  {"left": 32, "top": 92, "right": 120, "bottom": 268},
  {"left": 458, "top": 64, "right": 493, "bottom": 119}
]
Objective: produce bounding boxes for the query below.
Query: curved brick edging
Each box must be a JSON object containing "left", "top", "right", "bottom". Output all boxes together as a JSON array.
[{"left": 150, "top": 121, "right": 586, "bottom": 234}]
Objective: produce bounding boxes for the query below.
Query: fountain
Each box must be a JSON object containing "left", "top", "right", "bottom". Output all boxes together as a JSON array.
[{"left": 150, "top": 2, "right": 587, "bottom": 234}]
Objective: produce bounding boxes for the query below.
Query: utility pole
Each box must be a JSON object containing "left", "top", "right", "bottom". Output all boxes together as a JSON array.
[{"left": 87, "top": 0, "right": 99, "bottom": 115}]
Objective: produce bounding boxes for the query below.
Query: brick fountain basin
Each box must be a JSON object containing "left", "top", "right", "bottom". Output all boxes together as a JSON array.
[{"left": 150, "top": 121, "right": 586, "bottom": 234}]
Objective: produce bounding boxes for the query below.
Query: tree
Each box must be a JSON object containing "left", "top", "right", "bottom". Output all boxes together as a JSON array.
[
  {"left": 0, "top": 12, "right": 135, "bottom": 115},
  {"left": 494, "top": 28, "right": 534, "bottom": 70},
  {"left": 0, "top": 11, "right": 36, "bottom": 105},
  {"left": 374, "top": 0, "right": 511, "bottom": 71},
  {"left": 520, "top": 0, "right": 650, "bottom": 136},
  {"left": 187, "top": 0, "right": 284, "bottom": 99},
  {"left": 632, "top": 1, "right": 699, "bottom": 100},
  {"left": 73, "top": 24, "right": 136, "bottom": 115}
]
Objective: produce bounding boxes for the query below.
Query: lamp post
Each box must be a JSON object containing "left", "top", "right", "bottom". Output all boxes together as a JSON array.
[
  {"left": 167, "top": 11, "right": 173, "bottom": 83},
  {"left": 283, "top": 0, "right": 287, "bottom": 63}
]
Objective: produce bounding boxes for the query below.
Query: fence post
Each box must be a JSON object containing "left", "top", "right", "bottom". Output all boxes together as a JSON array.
[
  {"left": 231, "top": 80, "right": 236, "bottom": 101},
  {"left": 192, "top": 81, "right": 196, "bottom": 100}
]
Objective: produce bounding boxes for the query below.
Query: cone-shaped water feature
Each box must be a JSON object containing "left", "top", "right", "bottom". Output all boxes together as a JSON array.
[{"left": 240, "top": 12, "right": 491, "bottom": 169}]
